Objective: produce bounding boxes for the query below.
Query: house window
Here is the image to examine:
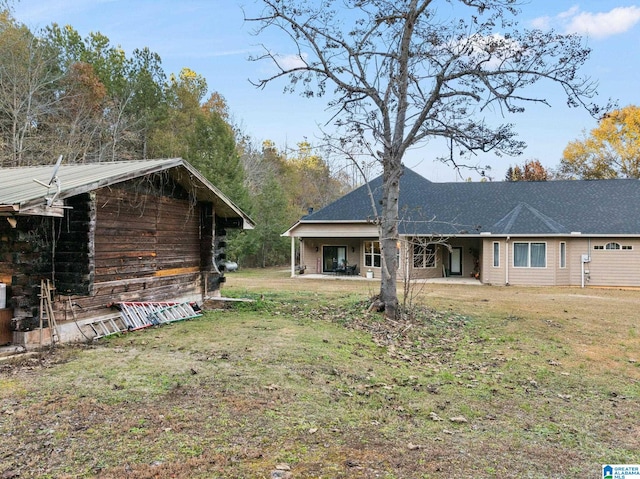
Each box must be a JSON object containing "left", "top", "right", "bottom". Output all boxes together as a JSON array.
[
  {"left": 493, "top": 242, "right": 500, "bottom": 267},
  {"left": 413, "top": 241, "right": 436, "bottom": 268},
  {"left": 559, "top": 242, "right": 566, "bottom": 268},
  {"left": 595, "top": 243, "right": 632, "bottom": 250},
  {"left": 364, "top": 241, "right": 381, "bottom": 267},
  {"left": 513, "top": 242, "right": 546, "bottom": 268}
]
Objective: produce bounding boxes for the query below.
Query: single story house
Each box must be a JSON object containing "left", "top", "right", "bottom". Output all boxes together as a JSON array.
[
  {"left": 0, "top": 158, "right": 254, "bottom": 347},
  {"left": 283, "top": 167, "right": 640, "bottom": 288}
]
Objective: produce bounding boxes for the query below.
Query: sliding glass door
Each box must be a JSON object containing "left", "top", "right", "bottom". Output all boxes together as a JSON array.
[{"left": 323, "top": 246, "right": 347, "bottom": 273}]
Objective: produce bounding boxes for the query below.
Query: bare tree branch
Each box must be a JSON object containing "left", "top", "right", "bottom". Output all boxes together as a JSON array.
[{"left": 248, "top": 0, "right": 603, "bottom": 318}]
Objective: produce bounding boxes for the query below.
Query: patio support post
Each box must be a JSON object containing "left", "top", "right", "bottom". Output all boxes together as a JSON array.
[
  {"left": 291, "top": 236, "right": 296, "bottom": 278},
  {"left": 505, "top": 237, "right": 510, "bottom": 285}
]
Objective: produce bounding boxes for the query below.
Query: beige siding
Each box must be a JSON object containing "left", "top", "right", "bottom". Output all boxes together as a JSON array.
[
  {"left": 514, "top": 240, "right": 557, "bottom": 286},
  {"left": 567, "top": 238, "right": 591, "bottom": 286},
  {"left": 300, "top": 237, "right": 367, "bottom": 275},
  {"left": 482, "top": 238, "right": 568, "bottom": 286},
  {"left": 299, "top": 232, "right": 640, "bottom": 287},
  {"left": 291, "top": 223, "right": 378, "bottom": 237},
  {"left": 403, "top": 243, "right": 443, "bottom": 280},
  {"left": 578, "top": 238, "right": 640, "bottom": 287},
  {"left": 451, "top": 238, "right": 481, "bottom": 278},
  {"left": 404, "top": 238, "right": 481, "bottom": 280},
  {"left": 482, "top": 238, "right": 505, "bottom": 285},
  {"left": 555, "top": 241, "right": 571, "bottom": 286},
  {"left": 483, "top": 237, "right": 640, "bottom": 287}
]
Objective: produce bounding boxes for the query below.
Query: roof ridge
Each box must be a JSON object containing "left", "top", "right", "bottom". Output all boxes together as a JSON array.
[
  {"left": 493, "top": 202, "right": 567, "bottom": 234},
  {"left": 523, "top": 203, "right": 568, "bottom": 234}
]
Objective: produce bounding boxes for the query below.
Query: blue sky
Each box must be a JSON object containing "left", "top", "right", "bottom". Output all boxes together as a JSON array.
[{"left": 11, "top": 0, "right": 640, "bottom": 182}]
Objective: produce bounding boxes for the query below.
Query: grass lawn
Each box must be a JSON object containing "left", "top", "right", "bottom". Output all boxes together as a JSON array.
[{"left": 1, "top": 268, "right": 638, "bottom": 478}]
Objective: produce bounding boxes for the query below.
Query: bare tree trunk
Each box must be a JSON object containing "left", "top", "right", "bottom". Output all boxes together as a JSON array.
[{"left": 379, "top": 158, "right": 402, "bottom": 319}]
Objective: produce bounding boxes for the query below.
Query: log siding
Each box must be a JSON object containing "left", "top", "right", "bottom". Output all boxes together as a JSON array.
[
  {"left": 1, "top": 180, "right": 221, "bottom": 327},
  {"left": 93, "top": 187, "right": 201, "bottom": 283}
]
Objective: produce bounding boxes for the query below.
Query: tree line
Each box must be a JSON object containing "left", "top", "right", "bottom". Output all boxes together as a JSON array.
[
  {"left": 505, "top": 104, "right": 640, "bottom": 181},
  {"left": 0, "top": 8, "right": 350, "bottom": 267},
  {"left": 3, "top": 0, "right": 638, "bottom": 284}
]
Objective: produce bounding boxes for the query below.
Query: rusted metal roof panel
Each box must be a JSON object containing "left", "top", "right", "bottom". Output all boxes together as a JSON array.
[
  {"left": 0, "top": 159, "right": 254, "bottom": 228},
  {"left": 0, "top": 159, "right": 179, "bottom": 206}
]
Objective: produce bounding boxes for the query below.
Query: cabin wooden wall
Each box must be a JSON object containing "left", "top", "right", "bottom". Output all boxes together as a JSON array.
[
  {"left": 0, "top": 215, "right": 53, "bottom": 325},
  {"left": 2, "top": 177, "right": 222, "bottom": 329},
  {"left": 63, "top": 184, "right": 213, "bottom": 318},
  {"left": 93, "top": 187, "right": 201, "bottom": 282}
]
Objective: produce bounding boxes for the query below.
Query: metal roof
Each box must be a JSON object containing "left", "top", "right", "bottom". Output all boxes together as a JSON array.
[{"left": 0, "top": 158, "right": 254, "bottom": 228}]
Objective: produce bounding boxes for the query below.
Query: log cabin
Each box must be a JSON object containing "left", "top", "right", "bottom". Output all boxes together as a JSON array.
[{"left": 0, "top": 158, "right": 254, "bottom": 348}]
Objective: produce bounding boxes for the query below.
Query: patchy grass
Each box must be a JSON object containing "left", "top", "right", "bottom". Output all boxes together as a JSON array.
[{"left": 1, "top": 268, "right": 639, "bottom": 478}]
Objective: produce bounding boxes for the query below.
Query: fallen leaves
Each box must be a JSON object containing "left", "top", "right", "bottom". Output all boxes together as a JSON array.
[
  {"left": 429, "top": 412, "right": 443, "bottom": 422},
  {"left": 448, "top": 416, "right": 468, "bottom": 424},
  {"left": 407, "top": 442, "right": 425, "bottom": 450}
]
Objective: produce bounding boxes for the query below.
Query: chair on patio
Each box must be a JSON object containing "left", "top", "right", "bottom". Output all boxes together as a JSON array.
[
  {"left": 345, "top": 264, "right": 358, "bottom": 275},
  {"left": 331, "top": 259, "right": 340, "bottom": 274}
]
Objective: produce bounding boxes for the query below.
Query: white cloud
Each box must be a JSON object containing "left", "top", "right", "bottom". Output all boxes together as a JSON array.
[
  {"left": 567, "top": 6, "right": 640, "bottom": 38},
  {"left": 557, "top": 6, "right": 581, "bottom": 20},
  {"left": 530, "top": 15, "right": 551, "bottom": 30},
  {"left": 532, "top": 5, "right": 640, "bottom": 39},
  {"left": 276, "top": 53, "right": 308, "bottom": 70}
]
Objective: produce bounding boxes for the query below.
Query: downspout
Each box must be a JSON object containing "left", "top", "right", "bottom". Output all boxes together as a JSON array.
[
  {"left": 290, "top": 237, "right": 296, "bottom": 278},
  {"left": 581, "top": 238, "right": 591, "bottom": 288}
]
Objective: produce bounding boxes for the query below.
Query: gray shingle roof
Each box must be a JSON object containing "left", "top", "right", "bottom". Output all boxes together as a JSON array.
[{"left": 302, "top": 168, "right": 640, "bottom": 236}]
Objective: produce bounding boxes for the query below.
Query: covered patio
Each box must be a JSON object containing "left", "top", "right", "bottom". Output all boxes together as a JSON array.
[{"left": 295, "top": 272, "right": 482, "bottom": 285}]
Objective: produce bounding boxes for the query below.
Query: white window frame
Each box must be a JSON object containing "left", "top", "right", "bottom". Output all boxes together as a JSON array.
[
  {"left": 493, "top": 242, "right": 500, "bottom": 268},
  {"left": 413, "top": 240, "right": 436, "bottom": 269},
  {"left": 364, "top": 241, "right": 381, "bottom": 268},
  {"left": 595, "top": 243, "right": 633, "bottom": 250},
  {"left": 559, "top": 242, "right": 566, "bottom": 269},
  {"left": 513, "top": 242, "right": 547, "bottom": 268}
]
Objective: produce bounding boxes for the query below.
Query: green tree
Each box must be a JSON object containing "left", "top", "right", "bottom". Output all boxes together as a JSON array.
[
  {"left": 127, "top": 47, "right": 167, "bottom": 159},
  {"left": 187, "top": 106, "right": 250, "bottom": 209},
  {"left": 148, "top": 67, "right": 207, "bottom": 158},
  {"left": 249, "top": 0, "right": 601, "bottom": 318},
  {"left": 45, "top": 25, "right": 168, "bottom": 162},
  {"left": 559, "top": 105, "right": 640, "bottom": 179},
  {"left": 284, "top": 141, "right": 348, "bottom": 215},
  {"left": 230, "top": 174, "right": 293, "bottom": 268}
]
